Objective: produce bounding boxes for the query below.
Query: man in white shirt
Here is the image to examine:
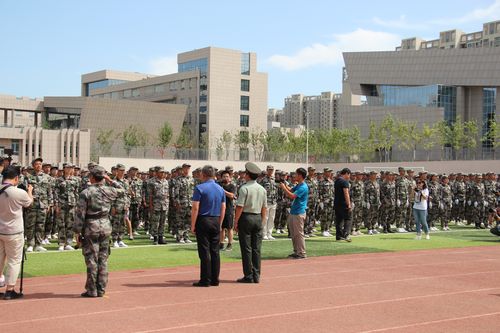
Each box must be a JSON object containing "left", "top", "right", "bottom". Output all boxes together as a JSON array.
[{"left": 0, "top": 166, "right": 33, "bottom": 300}]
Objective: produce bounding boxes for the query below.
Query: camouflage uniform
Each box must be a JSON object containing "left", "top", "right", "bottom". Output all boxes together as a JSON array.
[
  {"left": 380, "top": 179, "right": 396, "bottom": 232},
  {"left": 350, "top": 179, "right": 364, "bottom": 232},
  {"left": 167, "top": 175, "right": 177, "bottom": 235},
  {"left": 141, "top": 174, "right": 152, "bottom": 233},
  {"left": 110, "top": 177, "right": 130, "bottom": 243},
  {"left": 44, "top": 174, "right": 57, "bottom": 239},
  {"left": 128, "top": 175, "right": 143, "bottom": 232},
  {"left": 364, "top": 179, "right": 381, "bottom": 232},
  {"left": 150, "top": 175, "right": 169, "bottom": 243},
  {"left": 406, "top": 177, "right": 417, "bottom": 230},
  {"left": 304, "top": 175, "right": 318, "bottom": 235},
  {"left": 465, "top": 177, "right": 475, "bottom": 224},
  {"left": 73, "top": 174, "right": 124, "bottom": 297},
  {"left": 427, "top": 179, "right": 441, "bottom": 228},
  {"left": 394, "top": 175, "right": 410, "bottom": 230},
  {"left": 275, "top": 177, "right": 290, "bottom": 233},
  {"left": 470, "top": 178, "right": 486, "bottom": 228},
  {"left": 451, "top": 179, "right": 467, "bottom": 222},
  {"left": 259, "top": 173, "right": 278, "bottom": 238},
  {"left": 25, "top": 171, "right": 53, "bottom": 248},
  {"left": 54, "top": 174, "right": 79, "bottom": 246},
  {"left": 439, "top": 182, "right": 453, "bottom": 228},
  {"left": 174, "top": 174, "right": 194, "bottom": 241},
  {"left": 484, "top": 177, "right": 497, "bottom": 221},
  {"left": 318, "top": 176, "right": 334, "bottom": 233}
]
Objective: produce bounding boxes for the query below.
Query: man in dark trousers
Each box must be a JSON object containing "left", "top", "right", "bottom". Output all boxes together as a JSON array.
[
  {"left": 234, "top": 162, "right": 267, "bottom": 283},
  {"left": 334, "top": 168, "right": 353, "bottom": 242},
  {"left": 191, "top": 165, "right": 225, "bottom": 287}
]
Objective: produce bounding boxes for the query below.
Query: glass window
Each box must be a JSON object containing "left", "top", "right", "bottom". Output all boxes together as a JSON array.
[
  {"left": 180, "top": 80, "right": 186, "bottom": 90},
  {"left": 154, "top": 84, "right": 166, "bottom": 94},
  {"left": 200, "top": 95, "right": 207, "bottom": 103},
  {"left": 241, "top": 53, "right": 250, "bottom": 75},
  {"left": 482, "top": 87, "right": 497, "bottom": 148},
  {"left": 241, "top": 79, "right": 250, "bottom": 92},
  {"left": 132, "top": 89, "right": 140, "bottom": 97},
  {"left": 124, "top": 89, "right": 132, "bottom": 98},
  {"left": 240, "top": 96, "right": 250, "bottom": 110},
  {"left": 199, "top": 106, "right": 207, "bottom": 113},
  {"left": 144, "top": 86, "right": 154, "bottom": 96},
  {"left": 240, "top": 115, "right": 249, "bottom": 127},
  {"left": 178, "top": 58, "right": 208, "bottom": 75},
  {"left": 86, "top": 79, "right": 129, "bottom": 96}
]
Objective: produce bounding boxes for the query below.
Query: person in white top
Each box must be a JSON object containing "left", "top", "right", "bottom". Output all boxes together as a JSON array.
[
  {"left": 412, "top": 180, "right": 430, "bottom": 240},
  {"left": 0, "top": 166, "right": 33, "bottom": 300}
]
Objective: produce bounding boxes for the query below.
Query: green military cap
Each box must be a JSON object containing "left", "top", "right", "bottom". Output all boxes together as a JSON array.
[
  {"left": 182, "top": 163, "right": 191, "bottom": 168},
  {"left": 31, "top": 157, "right": 43, "bottom": 165},
  {"left": 245, "top": 162, "right": 261, "bottom": 175},
  {"left": 148, "top": 167, "right": 155, "bottom": 172},
  {"left": 130, "top": 166, "right": 138, "bottom": 171},
  {"left": 275, "top": 169, "right": 281, "bottom": 173},
  {"left": 90, "top": 165, "right": 106, "bottom": 178},
  {"left": 238, "top": 170, "right": 245, "bottom": 174},
  {"left": 369, "top": 170, "right": 378, "bottom": 175},
  {"left": 323, "top": 167, "right": 332, "bottom": 172},
  {"left": 307, "top": 166, "right": 316, "bottom": 171},
  {"left": 74, "top": 165, "right": 81, "bottom": 170},
  {"left": 116, "top": 163, "right": 126, "bottom": 171},
  {"left": 225, "top": 165, "right": 234, "bottom": 171},
  {"left": 407, "top": 169, "right": 414, "bottom": 172},
  {"left": 63, "top": 163, "right": 74, "bottom": 168},
  {"left": 354, "top": 170, "right": 362, "bottom": 175},
  {"left": 42, "top": 162, "right": 51, "bottom": 167},
  {"left": 88, "top": 162, "right": 97, "bottom": 168},
  {"left": 266, "top": 165, "right": 274, "bottom": 170},
  {"left": 194, "top": 167, "right": 201, "bottom": 173},
  {"left": 398, "top": 166, "right": 405, "bottom": 171},
  {"left": 156, "top": 166, "right": 165, "bottom": 173},
  {"left": 441, "top": 174, "right": 448, "bottom": 179}
]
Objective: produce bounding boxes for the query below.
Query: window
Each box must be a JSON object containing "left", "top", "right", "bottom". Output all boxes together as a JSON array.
[
  {"left": 241, "top": 79, "right": 250, "bottom": 92},
  {"left": 124, "top": 89, "right": 132, "bottom": 98},
  {"left": 241, "top": 53, "right": 250, "bottom": 75},
  {"left": 132, "top": 89, "right": 140, "bottom": 97},
  {"left": 240, "top": 115, "right": 249, "bottom": 127},
  {"left": 240, "top": 96, "right": 250, "bottom": 110},
  {"left": 200, "top": 95, "right": 207, "bottom": 103},
  {"left": 11, "top": 140, "right": 19, "bottom": 154},
  {"left": 154, "top": 84, "right": 166, "bottom": 94}
]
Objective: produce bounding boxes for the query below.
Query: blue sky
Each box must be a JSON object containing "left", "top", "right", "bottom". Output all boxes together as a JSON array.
[{"left": 1, "top": 0, "right": 500, "bottom": 108}]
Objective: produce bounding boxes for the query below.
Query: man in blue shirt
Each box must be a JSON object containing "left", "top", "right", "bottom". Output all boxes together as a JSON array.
[
  {"left": 280, "top": 168, "right": 309, "bottom": 259},
  {"left": 191, "top": 165, "right": 226, "bottom": 287}
]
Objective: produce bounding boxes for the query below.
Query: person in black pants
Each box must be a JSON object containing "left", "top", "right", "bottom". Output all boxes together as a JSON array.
[
  {"left": 190, "top": 165, "right": 226, "bottom": 287},
  {"left": 334, "top": 168, "right": 353, "bottom": 242}
]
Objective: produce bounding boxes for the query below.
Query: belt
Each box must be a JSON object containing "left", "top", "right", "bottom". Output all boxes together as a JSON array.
[
  {"left": 85, "top": 211, "right": 109, "bottom": 220},
  {"left": 242, "top": 212, "right": 260, "bottom": 215}
]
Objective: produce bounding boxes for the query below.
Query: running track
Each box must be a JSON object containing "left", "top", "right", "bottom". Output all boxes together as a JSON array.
[{"left": 2, "top": 245, "right": 500, "bottom": 332}]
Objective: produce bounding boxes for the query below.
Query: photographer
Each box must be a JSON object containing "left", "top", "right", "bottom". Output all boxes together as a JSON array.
[
  {"left": 488, "top": 207, "right": 500, "bottom": 236},
  {"left": 0, "top": 166, "right": 33, "bottom": 300},
  {"left": 413, "top": 180, "right": 430, "bottom": 240}
]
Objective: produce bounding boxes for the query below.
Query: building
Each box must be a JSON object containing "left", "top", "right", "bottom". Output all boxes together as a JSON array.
[
  {"left": 82, "top": 47, "right": 268, "bottom": 150},
  {"left": 281, "top": 92, "right": 341, "bottom": 130},
  {"left": 342, "top": 20, "right": 500, "bottom": 158}
]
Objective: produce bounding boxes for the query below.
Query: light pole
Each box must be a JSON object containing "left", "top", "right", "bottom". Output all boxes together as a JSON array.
[{"left": 305, "top": 110, "right": 310, "bottom": 169}]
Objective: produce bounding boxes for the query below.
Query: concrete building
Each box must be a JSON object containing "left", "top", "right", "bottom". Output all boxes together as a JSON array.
[
  {"left": 83, "top": 47, "right": 268, "bottom": 151},
  {"left": 281, "top": 92, "right": 341, "bottom": 130}
]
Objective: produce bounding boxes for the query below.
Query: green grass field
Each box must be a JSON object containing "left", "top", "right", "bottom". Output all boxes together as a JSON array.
[{"left": 22, "top": 226, "right": 500, "bottom": 278}]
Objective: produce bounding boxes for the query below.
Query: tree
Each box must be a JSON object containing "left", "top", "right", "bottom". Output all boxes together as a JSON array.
[
  {"left": 220, "top": 130, "right": 232, "bottom": 160},
  {"left": 136, "top": 126, "right": 151, "bottom": 158},
  {"left": 120, "top": 125, "right": 142, "bottom": 157},
  {"left": 234, "top": 130, "right": 250, "bottom": 160},
  {"left": 96, "top": 128, "right": 115, "bottom": 156},
  {"left": 249, "top": 129, "right": 265, "bottom": 161},
  {"left": 156, "top": 122, "right": 173, "bottom": 159},
  {"left": 462, "top": 120, "right": 478, "bottom": 159},
  {"left": 175, "top": 124, "right": 193, "bottom": 148},
  {"left": 481, "top": 119, "right": 500, "bottom": 158},
  {"left": 421, "top": 124, "right": 438, "bottom": 161}
]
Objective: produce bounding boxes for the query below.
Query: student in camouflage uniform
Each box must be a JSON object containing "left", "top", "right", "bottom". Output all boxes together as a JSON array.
[
  {"left": 350, "top": 171, "right": 365, "bottom": 235},
  {"left": 395, "top": 167, "right": 410, "bottom": 232},
  {"left": 406, "top": 169, "right": 417, "bottom": 231},
  {"left": 318, "top": 168, "right": 334, "bottom": 237},
  {"left": 168, "top": 168, "right": 178, "bottom": 237},
  {"left": 142, "top": 167, "right": 155, "bottom": 234},
  {"left": 259, "top": 165, "right": 278, "bottom": 240},
  {"left": 25, "top": 158, "right": 53, "bottom": 252},
  {"left": 128, "top": 166, "right": 142, "bottom": 237},
  {"left": 149, "top": 166, "right": 169, "bottom": 244},
  {"left": 275, "top": 171, "right": 290, "bottom": 234},
  {"left": 54, "top": 163, "right": 79, "bottom": 251},
  {"left": 380, "top": 172, "right": 396, "bottom": 233},
  {"left": 484, "top": 172, "right": 497, "bottom": 226},
  {"left": 73, "top": 165, "right": 124, "bottom": 297},
  {"left": 471, "top": 174, "right": 486, "bottom": 228},
  {"left": 110, "top": 164, "right": 130, "bottom": 247},
  {"left": 174, "top": 163, "right": 194, "bottom": 243},
  {"left": 439, "top": 175, "right": 453, "bottom": 230},
  {"left": 451, "top": 173, "right": 467, "bottom": 225},
  {"left": 304, "top": 166, "right": 318, "bottom": 237},
  {"left": 364, "top": 171, "right": 381, "bottom": 235},
  {"left": 427, "top": 173, "right": 441, "bottom": 231},
  {"left": 42, "top": 163, "right": 57, "bottom": 244}
]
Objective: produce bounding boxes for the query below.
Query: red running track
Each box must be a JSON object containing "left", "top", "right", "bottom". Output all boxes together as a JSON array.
[{"left": 1, "top": 246, "right": 500, "bottom": 333}]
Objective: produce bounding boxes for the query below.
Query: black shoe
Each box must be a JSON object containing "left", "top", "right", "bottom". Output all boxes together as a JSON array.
[
  {"left": 158, "top": 237, "right": 167, "bottom": 245},
  {"left": 3, "top": 290, "right": 23, "bottom": 300},
  {"left": 292, "top": 254, "right": 307, "bottom": 259},
  {"left": 210, "top": 281, "right": 220, "bottom": 286},
  {"left": 287, "top": 253, "right": 298, "bottom": 258},
  {"left": 97, "top": 292, "right": 105, "bottom": 297},
  {"left": 253, "top": 277, "right": 260, "bottom": 283},
  {"left": 80, "top": 291, "right": 97, "bottom": 298},
  {"left": 345, "top": 237, "right": 352, "bottom": 243},
  {"left": 219, "top": 243, "right": 225, "bottom": 250},
  {"left": 387, "top": 229, "right": 394, "bottom": 233},
  {"left": 336, "top": 237, "right": 345, "bottom": 241},
  {"left": 192, "top": 282, "right": 210, "bottom": 287},
  {"left": 225, "top": 244, "right": 232, "bottom": 251},
  {"left": 236, "top": 277, "right": 254, "bottom": 283}
]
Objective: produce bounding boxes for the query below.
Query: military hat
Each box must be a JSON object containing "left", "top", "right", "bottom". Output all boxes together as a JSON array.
[
  {"left": 225, "top": 165, "right": 234, "bottom": 171},
  {"left": 148, "top": 167, "right": 155, "bottom": 172},
  {"left": 245, "top": 162, "right": 261, "bottom": 175},
  {"left": 407, "top": 169, "right": 414, "bottom": 172},
  {"left": 307, "top": 166, "right": 316, "bottom": 171},
  {"left": 182, "top": 163, "right": 191, "bottom": 168},
  {"left": 156, "top": 166, "right": 165, "bottom": 173},
  {"left": 194, "top": 167, "right": 201, "bottom": 173},
  {"left": 63, "top": 163, "right": 73, "bottom": 168},
  {"left": 42, "top": 162, "right": 51, "bottom": 167},
  {"left": 238, "top": 170, "right": 245, "bottom": 174},
  {"left": 129, "top": 166, "right": 139, "bottom": 171},
  {"left": 31, "top": 157, "right": 43, "bottom": 165},
  {"left": 90, "top": 165, "right": 106, "bottom": 178},
  {"left": 74, "top": 165, "right": 81, "bottom": 170},
  {"left": 354, "top": 170, "right": 362, "bottom": 175},
  {"left": 369, "top": 170, "right": 378, "bottom": 175},
  {"left": 398, "top": 166, "right": 405, "bottom": 171},
  {"left": 116, "top": 163, "right": 126, "bottom": 171},
  {"left": 88, "top": 162, "right": 97, "bottom": 168},
  {"left": 323, "top": 167, "right": 332, "bottom": 172},
  {"left": 429, "top": 172, "right": 437, "bottom": 177},
  {"left": 266, "top": 165, "right": 274, "bottom": 170}
]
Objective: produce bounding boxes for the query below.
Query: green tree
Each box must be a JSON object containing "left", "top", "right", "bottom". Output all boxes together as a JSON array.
[
  {"left": 234, "top": 130, "right": 250, "bottom": 160},
  {"left": 220, "top": 130, "right": 232, "bottom": 160},
  {"left": 156, "top": 122, "right": 173, "bottom": 159},
  {"left": 120, "top": 125, "right": 143, "bottom": 157},
  {"left": 462, "top": 120, "right": 479, "bottom": 159},
  {"left": 96, "top": 128, "right": 115, "bottom": 156},
  {"left": 175, "top": 124, "right": 192, "bottom": 148},
  {"left": 250, "top": 129, "right": 265, "bottom": 161},
  {"left": 421, "top": 124, "right": 438, "bottom": 161},
  {"left": 481, "top": 119, "right": 500, "bottom": 158}
]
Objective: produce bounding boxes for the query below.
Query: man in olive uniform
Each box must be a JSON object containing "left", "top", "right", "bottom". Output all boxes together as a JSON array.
[
  {"left": 440, "top": 175, "right": 453, "bottom": 230},
  {"left": 128, "top": 166, "right": 142, "bottom": 237},
  {"left": 174, "top": 163, "right": 194, "bottom": 243},
  {"left": 73, "top": 165, "right": 124, "bottom": 297},
  {"left": 142, "top": 167, "right": 155, "bottom": 235},
  {"left": 318, "top": 168, "right": 334, "bottom": 237},
  {"left": 234, "top": 162, "right": 267, "bottom": 283},
  {"left": 54, "top": 163, "right": 79, "bottom": 251},
  {"left": 168, "top": 168, "right": 179, "bottom": 238},
  {"left": 395, "top": 167, "right": 410, "bottom": 233},
  {"left": 350, "top": 171, "right": 365, "bottom": 236},
  {"left": 484, "top": 172, "right": 497, "bottom": 227},
  {"left": 111, "top": 164, "right": 130, "bottom": 247},
  {"left": 304, "top": 166, "right": 318, "bottom": 237},
  {"left": 25, "top": 158, "right": 53, "bottom": 252},
  {"left": 149, "top": 166, "right": 169, "bottom": 244},
  {"left": 259, "top": 165, "right": 278, "bottom": 240}
]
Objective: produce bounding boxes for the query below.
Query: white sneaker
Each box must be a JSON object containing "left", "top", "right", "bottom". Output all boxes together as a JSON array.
[
  {"left": 64, "top": 245, "right": 75, "bottom": 251},
  {"left": 263, "top": 236, "right": 269, "bottom": 240},
  {"left": 118, "top": 241, "right": 128, "bottom": 248},
  {"left": 113, "top": 241, "right": 119, "bottom": 248},
  {"left": 26, "top": 246, "right": 33, "bottom": 253},
  {"left": 35, "top": 246, "right": 47, "bottom": 252},
  {"left": 47, "top": 235, "right": 52, "bottom": 240},
  {"left": 133, "top": 231, "right": 140, "bottom": 236},
  {"left": 372, "top": 229, "right": 379, "bottom": 234},
  {"left": 184, "top": 239, "right": 192, "bottom": 243},
  {"left": 41, "top": 239, "right": 49, "bottom": 245},
  {"left": 268, "top": 235, "right": 276, "bottom": 240},
  {"left": 415, "top": 235, "right": 422, "bottom": 240},
  {"left": 397, "top": 228, "right": 405, "bottom": 233},
  {"left": 179, "top": 239, "right": 185, "bottom": 244},
  {"left": 425, "top": 234, "right": 430, "bottom": 240},
  {"left": 368, "top": 230, "right": 373, "bottom": 235},
  {"left": 322, "top": 231, "right": 329, "bottom": 237},
  {"left": 58, "top": 245, "right": 64, "bottom": 251}
]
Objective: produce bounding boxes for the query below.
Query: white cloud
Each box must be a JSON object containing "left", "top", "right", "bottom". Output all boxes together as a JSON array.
[
  {"left": 266, "top": 29, "right": 400, "bottom": 71},
  {"left": 149, "top": 55, "right": 177, "bottom": 75},
  {"left": 434, "top": 0, "right": 500, "bottom": 25},
  {"left": 372, "top": 15, "right": 429, "bottom": 30}
]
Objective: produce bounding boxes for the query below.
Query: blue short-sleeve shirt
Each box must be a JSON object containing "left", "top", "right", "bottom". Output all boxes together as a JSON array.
[
  {"left": 290, "top": 182, "right": 309, "bottom": 215},
  {"left": 192, "top": 179, "right": 225, "bottom": 217}
]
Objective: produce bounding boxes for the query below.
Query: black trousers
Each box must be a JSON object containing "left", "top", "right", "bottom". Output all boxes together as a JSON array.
[
  {"left": 195, "top": 216, "right": 221, "bottom": 284},
  {"left": 334, "top": 207, "right": 352, "bottom": 240},
  {"left": 238, "top": 213, "right": 262, "bottom": 281}
]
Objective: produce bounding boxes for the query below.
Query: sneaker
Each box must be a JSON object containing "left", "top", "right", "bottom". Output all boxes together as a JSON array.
[
  {"left": 184, "top": 238, "right": 192, "bottom": 244},
  {"left": 268, "top": 235, "right": 276, "bottom": 240},
  {"left": 58, "top": 245, "right": 64, "bottom": 251},
  {"left": 263, "top": 235, "right": 269, "bottom": 240},
  {"left": 149, "top": 235, "right": 154, "bottom": 240},
  {"left": 397, "top": 228, "right": 406, "bottom": 233},
  {"left": 225, "top": 244, "right": 233, "bottom": 251},
  {"left": 224, "top": 237, "right": 228, "bottom": 242},
  {"left": 41, "top": 239, "right": 48, "bottom": 245},
  {"left": 133, "top": 231, "right": 140, "bottom": 236},
  {"left": 219, "top": 243, "right": 225, "bottom": 250},
  {"left": 179, "top": 239, "right": 185, "bottom": 244},
  {"left": 372, "top": 229, "right": 379, "bottom": 235},
  {"left": 368, "top": 230, "right": 373, "bottom": 235},
  {"left": 26, "top": 246, "right": 33, "bottom": 253},
  {"left": 64, "top": 245, "right": 75, "bottom": 251},
  {"left": 34, "top": 246, "right": 47, "bottom": 252},
  {"left": 128, "top": 235, "right": 134, "bottom": 240},
  {"left": 322, "top": 231, "right": 329, "bottom": 237},
  {"left": 47, "top": 235, "right": 52, "bottom": 240},
  {"left": 118, "top": 241, "right": 128, "bottom": 248},
  {"left": 113, "top": 241, "right": 119, "bottom": 248},
  {"left": 3, "top": 290, "right": 23, "bottom": 300},
  {"left": 304, "top": 234, "right": 310, "bottom": 238},
  {"left": 425, "top": 234, "right": 430, "bottom": 240},
  {"left": 415, "top": 235, "right": 422, "bottom": 240}
]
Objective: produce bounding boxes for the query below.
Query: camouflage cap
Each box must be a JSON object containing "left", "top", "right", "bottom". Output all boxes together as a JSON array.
[
  {"left": 63, "top": 163, "right": 73, "bottom": 168},
  {"left": 398, "top": 166, "right": 405, "bottom": 171},
  {"left": 225, "top": 165, "right": 234, "bottom": 171},
  {"left": 88, "top": 162, "right": 97, "bottom": 168},
  {"left": 31, "top": 157, "right": 43, "bottom": 165},
  {"left": 90, "top": 165, "right": 106, "bottom": 178},
  {"left": 369, "top": 170, "right": 378, "bottom": 175},
  {"left": 116, "top": 163, "right": 126, "bottom": 171},
  {"left": 129, "top": 166, "right": 139, "bottom": 171},
  {"left": 182, "top": 163, "right": 191, "bottom": 168},
  {"left": 42, "top": 162, "right": 51, "bottom": 167},
  {"left": 323, "top": 167, "right": 332, "bottom": 172},
  {"left": 155, "top": 166, "right": 165, "bottom": 172},
  {"left": 307, "top": 166, "right": 316, "bottom": 171},
  {"left": 266, "top": 165, "right": 274, "bottom": 170}
]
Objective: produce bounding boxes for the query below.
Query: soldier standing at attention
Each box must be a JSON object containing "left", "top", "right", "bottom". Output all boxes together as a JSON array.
[
  {"left": 54, "top": 163, "right": 79, "bottom": 251},
  {"left": 42, "top": 163, "right": 56, "bottom": 245},
  {"left": 350, "top": 171, "right": 365, "bottom": 236},
  {"left": 235, "top": 162, "right": 267, "bottom": 283},
  {"left": 111, "top": 164, "right": 130, "bottom": 248},
  {"left": 149, "top": 166, "right": 169, "bottom": 245},
  {"left": 427, "top": 173, "right": 441, "bottom": 231},
  {"left": 142, "top": 167, "right": 155, "bottom": 235},
  {"left": 380, "top": 172, "right": 396, "bottom": 233},
  {"left": 471, "top": 174, "right": 486, "bottom": 228},
  {"left": 128, "top": 166, "right": 142, "bottom": 238},
  {"left": 175, "top": 163, "right": 194, "bottom": 243},
  {"left": 452, "top": 173, "right": 466, "bottom": 225},
  {"left": 440, "top": 175, "right": 453, "bottom": 231},
  {"left": 25, "top": 158, "right": 53, "bottom": 252},
  {"left": 74, "top": 166, "right": 124, "bottom": 297},
  {"left": 304, "top": 166, "right": 318, "bottom": 237},
  {"left": 395, "top": 167, "right": 410, "bottom": 233},
  {"left": 364, "top": 171, "right": 381, "bottom": 235},
  {"left": 318, "top": 168, "right": 334, "bottom": 237},
  {"left": 259, "top": 165, "right": 278, "bottom": 240}
]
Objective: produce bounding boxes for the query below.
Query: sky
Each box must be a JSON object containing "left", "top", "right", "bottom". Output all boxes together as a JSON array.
[{"left": 1, "top": 0, "right": 500, "bottom": 108}]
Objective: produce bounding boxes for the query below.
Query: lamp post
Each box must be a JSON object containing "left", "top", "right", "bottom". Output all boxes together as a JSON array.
[{"left": 305, "top": 110, "right": 310, "bottom": 169}]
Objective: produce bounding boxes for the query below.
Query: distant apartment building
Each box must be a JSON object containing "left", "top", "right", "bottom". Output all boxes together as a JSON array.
[
  {"left": 281, "top": 92, "right": 341, "bottom": 130},
  {"left": 83, "top": 47, "right": 268, "bottom": 150}
]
